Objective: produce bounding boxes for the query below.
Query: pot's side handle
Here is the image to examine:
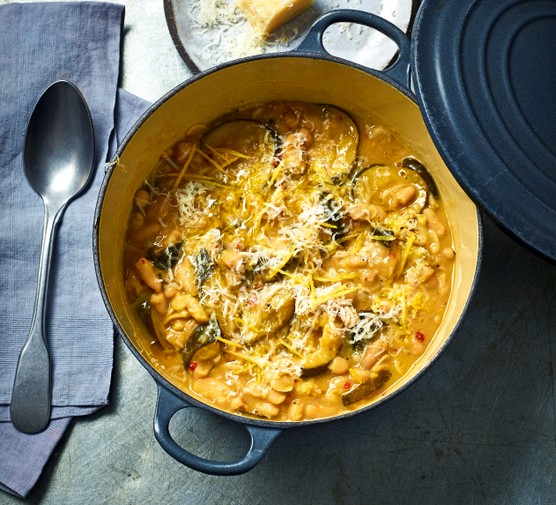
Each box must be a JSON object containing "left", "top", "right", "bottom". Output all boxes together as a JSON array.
[
  {"left": 153, "top": 384, "right": 283, "bottom": 475},
  {"left": 295, "top": 9, "right": 411, "bottom": 90}
]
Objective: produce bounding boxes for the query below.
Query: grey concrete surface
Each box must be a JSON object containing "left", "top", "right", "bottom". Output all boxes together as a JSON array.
[{"left": 2, "top": 1, "right": 555, "bottom": 504}]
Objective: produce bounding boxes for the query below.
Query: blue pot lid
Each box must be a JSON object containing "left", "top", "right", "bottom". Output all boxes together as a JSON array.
[{"left": 411, "top": 0, "right": 556, "bottom": 262}]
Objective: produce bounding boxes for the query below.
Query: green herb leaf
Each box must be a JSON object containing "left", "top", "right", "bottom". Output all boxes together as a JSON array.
[
  {"left": 150, "top": 242, "right": 183, "bottom": 270},
  {"left": 193, "top": 248, "right": 214, "bottom": 286}
]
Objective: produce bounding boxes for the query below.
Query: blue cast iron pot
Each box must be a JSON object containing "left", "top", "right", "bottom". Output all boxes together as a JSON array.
[{"left": 94, "top": 10, "right": 482, "bottom": 476}]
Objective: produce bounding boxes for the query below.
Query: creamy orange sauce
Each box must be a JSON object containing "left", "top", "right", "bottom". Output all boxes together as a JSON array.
[{"left": 123, "top": 102, "right": 455, "bottom": 421}]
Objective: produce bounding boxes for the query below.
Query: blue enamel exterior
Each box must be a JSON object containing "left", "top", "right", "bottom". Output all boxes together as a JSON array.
[{"left": 412, "top": 0, "right": 556, "bottom": 262}]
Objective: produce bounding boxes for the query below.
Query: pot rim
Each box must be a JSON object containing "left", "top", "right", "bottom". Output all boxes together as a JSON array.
[
  {"left": 93, "top": 47, "right": 484, "bottom": 429},
  {"left": 120, "top": 50, "right": 414, "bottom": 162}
]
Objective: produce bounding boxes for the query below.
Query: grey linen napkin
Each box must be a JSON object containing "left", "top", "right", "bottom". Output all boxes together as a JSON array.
[{"left": 0, "top": 2, "right": 150, "bottom": 498}]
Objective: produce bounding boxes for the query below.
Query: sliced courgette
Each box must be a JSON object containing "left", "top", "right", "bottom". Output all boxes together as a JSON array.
[
  {"left": 182, "top": 318, "right": 221, "bottom": 366},
  {"left": 203, "top": 120, "right": 279, "bottom": 160},
  {"left": 341, "top": 369, "right": 392, "bottom": 406},
  {"left": 241, "top": 283, "right": 295, "bottom": 344},
  {"left": 370, "top": 226, "right": 396, "bottom": 247},
  {"left": 309, "top": 105, "right": 359, "bottom": 179},
  {"left": 300, "top": 363, "right": 330, "bottom": 378},
  {"left": 350, "top": 163, "right": 430, "bottom": 211},
  {"left": 400, "top": 157, "right": 439, "bottom": 200},
  {"left": 350, "top": 163, "right": 387, "bottom": 202},
  {"left": 300, "top": 338, "right": 339, "bottom": 377},
  {"left": 300, "top": 350, "right": 336, "bottom": 377}
]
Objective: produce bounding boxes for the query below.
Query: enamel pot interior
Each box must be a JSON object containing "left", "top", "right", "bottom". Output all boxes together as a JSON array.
[{"left": 96, "top": 55, "right": 481, "bottom": 426}]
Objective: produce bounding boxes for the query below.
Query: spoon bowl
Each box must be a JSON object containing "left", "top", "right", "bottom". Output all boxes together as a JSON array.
[
  {"left": 10, "top": 80, "right": 95, "bottom": 434},
  {"left": 24, "top": 82, "right": 94, "bottom": 201}
]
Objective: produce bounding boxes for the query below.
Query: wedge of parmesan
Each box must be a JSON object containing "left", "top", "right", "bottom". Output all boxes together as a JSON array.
[{"left": 236, "top": 0, "right": 314, "bottom": 36}]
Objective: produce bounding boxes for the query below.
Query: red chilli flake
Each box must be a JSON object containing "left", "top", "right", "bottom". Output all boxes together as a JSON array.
[
  {"left": 188, "top": 361, "right": 198, "bottom": 372},
  {"left": 415, "top": 331, "right": 426, "bottom": 342},
  {"left": 343, "top": 381, "right": 352, "bottom": 390}
]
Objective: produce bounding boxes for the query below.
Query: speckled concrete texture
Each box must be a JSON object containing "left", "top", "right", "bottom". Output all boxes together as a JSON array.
[{"left": 2, "top": 1, "right": 555, "bottom": 504}]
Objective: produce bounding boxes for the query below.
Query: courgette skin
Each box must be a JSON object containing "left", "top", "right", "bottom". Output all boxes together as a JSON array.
[
  {"left": 370, "top": 226, "right": 396, "bottom": 247},
  {"left": 401, "top": 157, "right": 439, "bottom": 199},
  {"left": 182, "top": 318, "right": 221, "bottom": 366},
  {"left": 300, "top": 362, "right": 331, "bottom": 378},
  {"left": 349, "top": 163, "right": 386, "bottom": 201},
  {"left": 203, "top": 120, "right": 280, "bottom": 157},
  {"left": 316, "top": 105, "right": 359, "bottom": 179},
  {"left": 341, "top": 369, "right": 392, "bottom": 406}
]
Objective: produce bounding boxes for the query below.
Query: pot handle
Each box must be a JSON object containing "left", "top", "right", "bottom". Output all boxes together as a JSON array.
[
  {"left": 295, "top": 9, "right": 411, "bottom": 90},
  {"left": 153, "top": 384, "right": 283, "bottom": 475}
]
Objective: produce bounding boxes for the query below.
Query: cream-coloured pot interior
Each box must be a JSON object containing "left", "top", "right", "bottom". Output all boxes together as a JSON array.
[{"left": 97, "top": 56, "right": 480, "bottom": 421}]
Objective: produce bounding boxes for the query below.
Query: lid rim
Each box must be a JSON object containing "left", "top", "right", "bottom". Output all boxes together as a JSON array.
[{"left": 412, "top": 0, "right": 556, "bottom": 262}]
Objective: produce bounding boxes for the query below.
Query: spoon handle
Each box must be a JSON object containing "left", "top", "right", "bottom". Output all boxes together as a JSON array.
[{"left": 10, "top": 202, "right": 63, "bottom": 434}]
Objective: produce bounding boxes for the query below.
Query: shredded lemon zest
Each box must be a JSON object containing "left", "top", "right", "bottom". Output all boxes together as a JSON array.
[
  {"left": 216, "top": 336, "right": 243, "bottom": 349},
  {"left": 268, "top": 162, "right": 284, "bottom": 186},
  {"left": 249, "top": 205, "right": 267, "bottom": 239},
  {"left": 195, "top": 147, "right": 227, "bottom": 175},
  {"left": 314, "top": 286, "right": 359, "bottom": 306},
  {"left": 372, "top": 235, "right": 396, "bottom": 242},
  {"left": 400, "top": 289, "right": 408, "bottom": 330},
  {"left": 156, "top": 172, "right": 235, "bottom": 189},
  {"left": 226, "top": 349, "right": 266, "bottom": 368},
  {"left": 173, "top": 144, "right": 196, "bottom": 189},
  {"left": 277, "top": 270, "right": 311, "bottom": 289},
  {"left": 313, "top": 273, "right": 359, "bottom": 282},
  {"left": 309, "top": 274, "right": 317, "bottom": 308},
  {"left": 322, "top": 241, "right": 341, "bottom": 254},
  {"left": 204, "top": 145, "right": 246, "bottom": 169},
  {"left": 276, "top": 269, "right": 298, "bottom": 281},
  {"left": 335, "top": 232, "right": 360, "bottom": 244},
  {"left": 397, "top": 232, "right": 416, "bottom": 277},
  {"left": 351, "top": 232, "right": 367, "bottom": 253},
  {"left": 183, "top": 174, "right": 235, "bottom": 189},
  {"left": 267, "top": 244, "right": 296, "bottom": 280},
  {"left": 207, "top": 144, "right": 251, "bottom": 160},
  {"left": 411, "top": 291, "right": 427, "bottom": 311},
  {"left": 279, "top": 339, "right": 303, "bottom": 357},
  {"left": 161, "top": 152, "right": 180, "bottom": 171},
  {"left": 203, "top": 144, "right": 228, "bottom": 162}
]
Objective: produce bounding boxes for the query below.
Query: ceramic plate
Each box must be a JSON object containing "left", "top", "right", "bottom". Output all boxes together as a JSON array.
[{"left": 164, "top": 0, "right": 414, "bottom": 74}]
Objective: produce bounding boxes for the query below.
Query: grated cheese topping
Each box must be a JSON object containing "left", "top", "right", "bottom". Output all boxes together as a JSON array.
[{"left": 124, "top": 101, "right": 456, "bottom": 421}]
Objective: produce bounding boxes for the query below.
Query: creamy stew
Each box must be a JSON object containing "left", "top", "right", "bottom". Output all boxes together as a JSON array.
[{"left": 123, "top": 102, "right": 455, "bottom": 421}]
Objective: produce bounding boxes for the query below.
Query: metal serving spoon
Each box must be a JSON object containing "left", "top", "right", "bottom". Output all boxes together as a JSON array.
[{"left": 10, "top": 81, "right": 95, "bottom": 434}]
